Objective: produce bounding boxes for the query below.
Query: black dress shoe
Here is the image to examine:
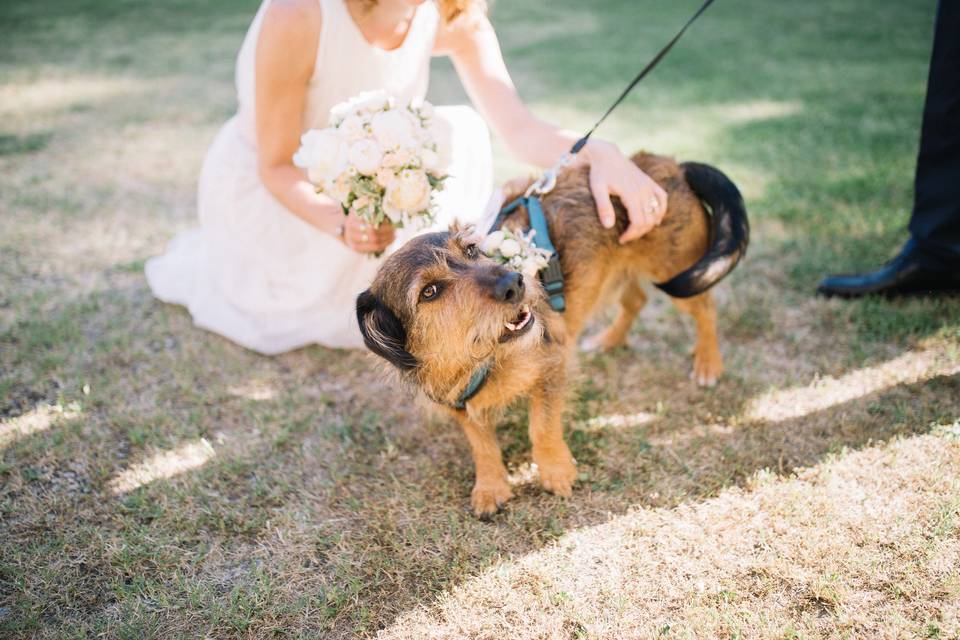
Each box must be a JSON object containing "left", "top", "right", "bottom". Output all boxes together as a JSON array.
[{"left": 817, "top": 241, "right": 960, "bottom": 298}]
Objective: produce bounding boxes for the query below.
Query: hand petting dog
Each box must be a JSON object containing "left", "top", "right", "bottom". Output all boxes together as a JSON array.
[{"left": 581, "top": 139, "right": 669, "bottom": 243}]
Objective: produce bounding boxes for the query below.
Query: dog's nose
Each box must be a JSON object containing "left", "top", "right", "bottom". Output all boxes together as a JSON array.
[{"left": 492, "top": 271, "right": 524, "bottom": 303}]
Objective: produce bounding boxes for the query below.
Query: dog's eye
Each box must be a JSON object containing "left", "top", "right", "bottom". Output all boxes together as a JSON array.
[
  {"left": 420, "top": 283, "right": 440, "bottom": 301},
  {"left": 464, "top": 243, "right": 479, "bottom": 259}
]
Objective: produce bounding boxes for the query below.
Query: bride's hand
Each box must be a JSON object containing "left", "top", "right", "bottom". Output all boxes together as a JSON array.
[
  {"left": 342, "top": 210, "right": 396, "bottom": 253},
  {"left": 584, "top": 139, "right": 668, "bottom": 244}
]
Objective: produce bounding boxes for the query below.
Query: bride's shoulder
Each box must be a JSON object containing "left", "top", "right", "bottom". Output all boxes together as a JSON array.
[
  {"left": 258, "top": 0, "right": 322, "bottom": 61},
  {"left": 260, "top": 0, "right": 322, "bottom": 42}
]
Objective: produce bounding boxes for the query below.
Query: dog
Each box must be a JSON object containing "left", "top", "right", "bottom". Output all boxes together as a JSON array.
[{"left": 356, "top": 152, "right": 748, "bottom": 517}]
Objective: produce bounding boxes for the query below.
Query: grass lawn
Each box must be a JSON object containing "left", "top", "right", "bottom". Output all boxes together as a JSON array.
[{"left": 2, "top": 0, "right": 960, "bottom": 637}]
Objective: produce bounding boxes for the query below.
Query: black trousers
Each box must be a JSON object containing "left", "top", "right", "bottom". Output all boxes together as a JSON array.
[{"left": 910, "top": 0, "right": 960, "bottom": 266}]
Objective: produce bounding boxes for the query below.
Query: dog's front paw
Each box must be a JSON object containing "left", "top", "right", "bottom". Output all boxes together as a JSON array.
[
  {"left": 534, "top": 450, "right": 578, "bottom": 497},
  {"left": 691, "top": 343, "right": 723, "bottom": 387},
  {"left": 471, "top": 480, "right": 514, "bottom": 519}
]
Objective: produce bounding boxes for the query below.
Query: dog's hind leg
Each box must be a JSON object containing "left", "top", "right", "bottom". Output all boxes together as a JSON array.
[
  {"left": 453, "top": 412, "right": 514, "bottom": 518},
  {"left": 529, "top": 381, "right": 577, "bottom": 497},
  {"left": 670, "top": 291, "right": 723, "bottom": 387},
  {"left": 581, "top": 279, "right": 647, "bottom": 352}
]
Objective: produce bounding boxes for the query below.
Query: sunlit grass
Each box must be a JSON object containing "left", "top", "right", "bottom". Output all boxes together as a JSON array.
[
  {"left": 745, "top": 348, "right": 960, "bottom": 423},
  {"left": 381, "top": 430, "right": 960, "bottom": 638},
  {"left": 0, "top": 403, "right": 80, "bottom": 450},
  {"left": 109, "top": 438, "right": 216, "bottom": 495}
]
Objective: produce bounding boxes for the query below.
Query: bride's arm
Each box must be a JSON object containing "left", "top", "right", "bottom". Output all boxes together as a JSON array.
[
  {"left": 436, "top": 14, "right": 668, "bottom": 243},
  {"left": 254, "top": 0, "right": 394, "bottom": 252}
]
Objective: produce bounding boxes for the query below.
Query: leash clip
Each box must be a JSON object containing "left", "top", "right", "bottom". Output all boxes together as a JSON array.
[{"left": 525, "top": 152, "right": 575, "bottom": 197}]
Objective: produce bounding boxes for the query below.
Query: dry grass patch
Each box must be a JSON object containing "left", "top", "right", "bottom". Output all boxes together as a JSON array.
[{"left": 381, "top": 426, "right": 960, "bottom": 639}]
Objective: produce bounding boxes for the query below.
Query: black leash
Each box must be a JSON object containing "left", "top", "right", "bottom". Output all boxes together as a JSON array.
[
  {"left": 507, "top": 0, "right": 719, "bottom": 201},
  {"left": 569, "top": 0, "right": 717, "bottom": 156},
  {"left": 488, "top": 0, "right": 719, "bottom": 316}
]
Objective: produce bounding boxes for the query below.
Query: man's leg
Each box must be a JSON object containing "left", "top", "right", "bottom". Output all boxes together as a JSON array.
[
  {"left": 910, "top": 0, "right": 960, "bottom": 266},
  {"left": 818, "top": 1, "right": 960, "bottom": 297}
]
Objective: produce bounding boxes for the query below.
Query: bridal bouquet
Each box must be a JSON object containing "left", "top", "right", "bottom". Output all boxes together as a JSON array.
[
  {"left": 480, "top": 227, "right": 553, "bottom": 278},
  {"left": 293, "top": 90, "right": 452, "bottom": 229}
]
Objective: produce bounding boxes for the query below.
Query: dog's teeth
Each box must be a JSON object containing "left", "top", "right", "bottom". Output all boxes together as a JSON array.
[{"left": 504, "top": 306, "right": 533, "bottom": 334}]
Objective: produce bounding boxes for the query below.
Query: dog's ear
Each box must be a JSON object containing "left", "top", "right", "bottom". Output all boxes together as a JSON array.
[{"left": 356, "top": 289, "right": 417, "bottom": 371}]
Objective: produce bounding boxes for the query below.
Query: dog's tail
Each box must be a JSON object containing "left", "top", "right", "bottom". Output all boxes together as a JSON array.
[{"left": 654, "top": 162, "right": 750, "bottom": 298}]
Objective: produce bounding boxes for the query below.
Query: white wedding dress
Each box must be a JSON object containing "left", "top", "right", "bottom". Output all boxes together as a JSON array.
[{"left": 146, "top": 0, "right": 494, "bottom": 354}]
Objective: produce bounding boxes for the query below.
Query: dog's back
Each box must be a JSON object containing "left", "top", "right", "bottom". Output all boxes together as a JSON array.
[{"left": 497, "top": 153, "right": 733, "bottom": 336}]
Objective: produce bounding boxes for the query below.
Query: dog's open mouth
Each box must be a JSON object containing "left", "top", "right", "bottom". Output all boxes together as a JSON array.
[{"left": 500, "top": 304, "right": 534, "bottom": 342}]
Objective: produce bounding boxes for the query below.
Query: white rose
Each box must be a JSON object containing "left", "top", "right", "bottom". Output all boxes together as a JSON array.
[
  {"left": 480, "top": 230, "right": 505, "bottom": 255},
  {"left": 382, "top": 200, "right": 404, "bottom": 224},
  {"left": 293, "top": 128, "right": 349, "bottom": 184},
  {"left": 522, "top": 255, "right": 547, "bottom": 278},
  {"left": 347, "top": 138, "right": 383, "bottom": 176},
  {"left": 416, "top": 101, "right": 435, "bottom": 119},
  {"left": 325, "top": 171, "right": 353, "bottom": 203},
  {"left": 329, "top": 90, "right": 392, "bottom": 124},
  {"left": 356, "top": 90, "right": 392, "bottom": 112},
  {"left": 371, "top": 109, "right": 417, "bottom": 150},
  {"left": 425, "top": 116, "right": 453, "bottom": 174},
  {"left": 421, "top": 148, "right": 440, "bottom": 173},
  {"left": 375, "top": 168, "right": 395, "bottom": 188},
  {"left": 383, "top": 169, "right": 431, "bottom": 221},
  {"left": 499, "top": 238, "right": 521, "bottom": 259},
  {"left": 382, "top": 148, "right": 412, "bottom": 169},
  {"left": 339, "top": 114, "right": 366, "bottom": 142},
  {"left": 402, "top": 109, "right": 426, "bottom": 142}
]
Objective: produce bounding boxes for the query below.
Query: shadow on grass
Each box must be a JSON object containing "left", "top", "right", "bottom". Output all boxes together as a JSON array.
[
  {"left": 0, "top": 133, "right": 52, "bottom": 157},
  {"left": 711, "top": 105, "right": 960, "bottom": 348}
]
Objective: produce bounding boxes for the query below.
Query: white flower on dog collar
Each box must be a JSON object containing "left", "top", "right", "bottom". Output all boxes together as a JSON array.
[{"left": 481, "top": 227, "right": 552, "bottom": 278}]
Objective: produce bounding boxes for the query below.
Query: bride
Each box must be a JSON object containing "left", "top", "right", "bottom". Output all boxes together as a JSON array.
[{"left": 146, "top": 0, "right": 668, "bottom": 355}]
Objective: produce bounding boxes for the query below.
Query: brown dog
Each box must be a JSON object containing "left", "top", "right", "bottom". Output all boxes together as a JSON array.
[{"left": 356, "top": 152, "right": 748, "bottom": 517}]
